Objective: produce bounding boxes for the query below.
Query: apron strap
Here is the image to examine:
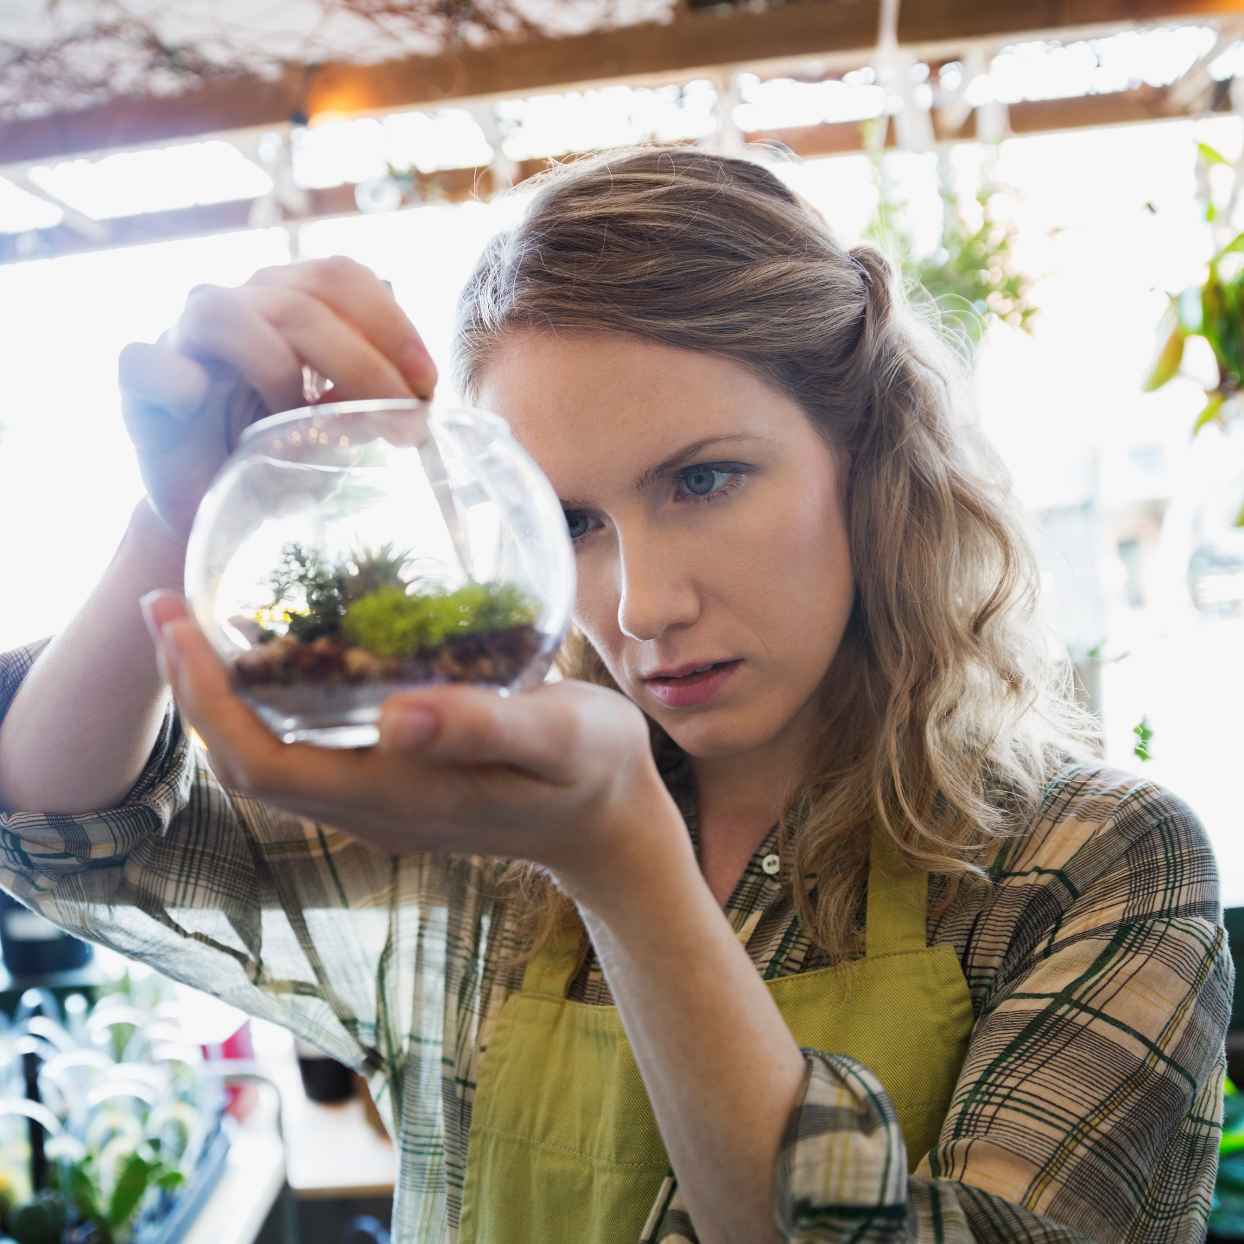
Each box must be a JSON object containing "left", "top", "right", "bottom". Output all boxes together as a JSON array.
[
  {"left": 520, "top": 925, "right": 589, "bottom": 998},
  {"left": 865, "top": 829, "right": 930, "bottom": 958}
]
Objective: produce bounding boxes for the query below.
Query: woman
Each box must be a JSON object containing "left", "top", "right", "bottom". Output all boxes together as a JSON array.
[{"left": 0, "top": 145, "right": 1231, "bottom": 1243}]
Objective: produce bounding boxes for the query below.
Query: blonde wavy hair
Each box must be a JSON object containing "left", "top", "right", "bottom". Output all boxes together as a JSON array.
[{"left": 451, "top": 143, "right": 1102, "bottom": 970}]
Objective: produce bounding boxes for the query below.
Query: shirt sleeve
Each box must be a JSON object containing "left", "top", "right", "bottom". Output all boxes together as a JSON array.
[
  {"left": 756, "top": 777, "right": 1233, "bottom": 1243},
  {"left": 0, "top": 636, "right": 496, "bottom": 1138}
]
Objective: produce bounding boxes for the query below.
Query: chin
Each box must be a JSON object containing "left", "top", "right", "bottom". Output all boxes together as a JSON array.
[{"left": 659, "top": 717, "right": 766, "bottom": 760}]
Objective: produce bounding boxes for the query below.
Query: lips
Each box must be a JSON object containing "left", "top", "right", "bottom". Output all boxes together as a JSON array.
[
  {"left": 644, "top": 659, "right": 738, "bottom": 681},
  {"left": 647, "top": 660, "right": 740, "bottom": 683},
  {"left": 643, "top": 659, "right": 743, "bottom": 707}
]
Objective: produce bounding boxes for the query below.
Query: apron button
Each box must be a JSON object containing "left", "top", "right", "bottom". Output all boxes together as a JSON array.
[{"left": 761, "top": 853, "right": 781, "bottom": 876}]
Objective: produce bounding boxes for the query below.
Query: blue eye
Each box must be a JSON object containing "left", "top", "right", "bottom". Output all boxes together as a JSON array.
[{"left": 563, "top": 464, "right": 750, "bottom": 547}]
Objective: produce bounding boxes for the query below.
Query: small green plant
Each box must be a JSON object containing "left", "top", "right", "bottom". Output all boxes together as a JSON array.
[
  {"left": 340, "top": 542, "right": 413, "bottom": 602},
  {"left": 1133, "top": 715, "right": 1154, "bottom": 763},
  {"left": 258, "top": 541, "right": 415, "bottom": 643},
  {"left": 7, "top": 1191, "right": 66, "bottom": 1244},
  {"left": 861, "top": 118, "right": 1039, "bottom": 363},
  {"left": 263, "top": 543, "right": 349, "bottom": 642},
  {"left": 1144, "top": 140, "right": 1244, "bottom": 523},
  {"left": 256, "top": 541, "right": 537, "bottom": 655},
  {"left": 3, "top": 1143, "right": 183, "bottom": 1244}
]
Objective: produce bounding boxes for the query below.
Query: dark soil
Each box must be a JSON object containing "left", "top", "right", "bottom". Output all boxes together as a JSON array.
[{"left": 232, "top": 623, "right": 546, "bottom": 690}]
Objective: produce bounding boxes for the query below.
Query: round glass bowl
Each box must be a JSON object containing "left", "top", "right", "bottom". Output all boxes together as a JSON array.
[{"left": 184, "top": 398, "right": 575, "bottom": 748}]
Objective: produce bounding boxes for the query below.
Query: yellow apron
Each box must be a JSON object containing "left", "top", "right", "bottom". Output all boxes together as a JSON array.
[{"left": 459, "top": 829, "right": 974, "bottom": 1242}]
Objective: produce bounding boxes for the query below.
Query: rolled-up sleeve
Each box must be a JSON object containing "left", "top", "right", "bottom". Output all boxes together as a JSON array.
[
  {"left": 761, "top": 781, "right": 1232, "bottom": 1243},
  {"left": 0, "top": 636, "right": 490, "bottom": 1133}
]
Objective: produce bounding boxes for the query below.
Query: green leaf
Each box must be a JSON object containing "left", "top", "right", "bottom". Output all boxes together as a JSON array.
[
  {"left": 1202, "top": 277, "right": 1231, "bottom": 372},
  {"left": 1177, "top": 285, "right": 1204, "bottom": 333},
  {"left": 1211, "top": 231, "right": 1244, "bottom": 267},
  {"left": 1144, "top": 325, "right": 1186, "bottom": 391},
  {"left": 1198, "top": 141, "right": 1229, "bottom": 166},
  {"left": 63, "top": 1161, "right": 102, "bottom": 1223},
  {"left": 8, "top": 1196, "right": 65, "bottom": 1244},
  {"left": 1133, "top": 715, "right": 1154, "bottom": 763},
  {"left": 1193, "top": 393, "right": 1227, "bottom": 436},
  {"left": 1234, "top": 492, "right": 1244, "bottom": 529},
  {"left": 106, "top": 1152, "right": 156, "bottom": 1230},
  {"left": 155, "top": 1169, "right": 184, "bottom": 1192}
]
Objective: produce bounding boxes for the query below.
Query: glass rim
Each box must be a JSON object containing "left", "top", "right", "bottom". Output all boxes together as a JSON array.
[{"left": 240, "top": 397, "right": 508, "bottom": 446}]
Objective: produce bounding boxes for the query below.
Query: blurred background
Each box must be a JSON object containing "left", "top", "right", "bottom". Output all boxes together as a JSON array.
[{"left": 3, "top": 1, "right": 1244, "bottom": 1241}]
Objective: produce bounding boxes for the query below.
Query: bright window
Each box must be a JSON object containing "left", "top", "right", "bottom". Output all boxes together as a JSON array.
[{"left": 1, "top": 117, "right": 1239, "bottom": 900}]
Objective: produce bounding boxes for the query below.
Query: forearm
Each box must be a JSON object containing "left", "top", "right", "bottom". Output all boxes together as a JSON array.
[
  {"left": 564, "top": 801, "right": 807, "bottom": 1244},
  {"left": 0, "top": 498, "right": 185, "bottom": 813}
]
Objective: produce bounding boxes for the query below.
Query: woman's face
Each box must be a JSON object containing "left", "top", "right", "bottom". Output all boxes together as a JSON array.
[{"left": 475, "top": 331, "right": 855, "bottom": 775}]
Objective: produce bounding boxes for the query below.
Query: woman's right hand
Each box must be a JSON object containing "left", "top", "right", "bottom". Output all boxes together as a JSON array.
[{"left": 118, "top": 256, "right": 438, "bottom": 539}]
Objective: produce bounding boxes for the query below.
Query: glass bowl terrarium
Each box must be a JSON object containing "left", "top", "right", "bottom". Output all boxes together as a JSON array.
[{"left": 184, "top": 398, "right": 575, "bottom": 748}]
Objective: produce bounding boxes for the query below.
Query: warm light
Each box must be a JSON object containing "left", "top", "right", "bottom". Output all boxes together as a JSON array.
[{"left": 307, "top": 109, "right": 353, "bottom": 128}]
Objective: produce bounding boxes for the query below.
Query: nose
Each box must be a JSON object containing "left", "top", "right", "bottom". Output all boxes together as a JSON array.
[{"left": 614, "top": 525, "right": 700, "bottom": 642}]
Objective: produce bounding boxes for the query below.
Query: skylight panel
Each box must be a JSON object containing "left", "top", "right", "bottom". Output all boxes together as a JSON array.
[
  {"left": 0, "top": 178, "right": 63, "bottom": 233},
  {"left": 293, "top": 109, "right": 496, "bottom": 186},
  {"left": 967, "top": 24, "right": 1221, "bottom": 106},
  {"left": 384, "top": 110, "right": 500, "bottom": 174},
  {"left": 495, "top": 80, "right": 716, "bottom": 161},
  {"left": 734, "top": 72, "right": 889, "bottom": 130},
  {"left": 26, "top": 140, "right": 272, "bottom": 220}
]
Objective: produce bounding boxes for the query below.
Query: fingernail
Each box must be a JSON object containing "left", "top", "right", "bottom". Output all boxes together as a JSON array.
[
  {"left": 388, "top": 707, "right": 438, "bottom": 749},
  {"left": 139, "top": 590, "right": 174, "bottom": 645},
  {"left": 401, "top": 340, "right": 437, "bottom": 395}
]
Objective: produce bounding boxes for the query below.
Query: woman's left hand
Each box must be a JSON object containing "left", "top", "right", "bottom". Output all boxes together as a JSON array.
[{"left": 140, "top": 591, "right": 673, "bottom": 897}]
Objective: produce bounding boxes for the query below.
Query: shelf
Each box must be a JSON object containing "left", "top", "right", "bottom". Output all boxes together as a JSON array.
[
  {"left": 181, "top": 1123, "right": 285, "bottom": 1244},
  {"left": 251, "top": 1021, "right": 397, "bottom": 1201}
]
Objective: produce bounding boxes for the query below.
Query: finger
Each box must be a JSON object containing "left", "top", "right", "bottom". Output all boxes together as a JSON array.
[
  {"left": 157, "top": 616, "right": 296, "bottom": 794},
  {"left": 138, "top": 589, "right": 190, "bottom": 685},
  {"left": 139, "top": 588, "right": 189, "bottom": 650},
  {"left": 247, "top": 285, "right": 414, "bottom": 404},
  {"left": 171, "top": 284, "right": 305, "bottom": 414},
  {"left": 159, "top": 615, "right": 380, "bottom": 799},
  {"left": 250, "top": 257, "right": 438, "bottom": 398},
  {"left": 118, "top": 341, "right": 211, "bottom": 421},
  {"left": 379, "top": 683, "right": 576, "bottom": 784},
  {"left": 120, "top": 342, "right": 210, "bottom": 451}
]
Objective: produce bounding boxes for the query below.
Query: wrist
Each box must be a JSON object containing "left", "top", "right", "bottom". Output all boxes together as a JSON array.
[
  {"left": 126, "top": 497, "right": 191, "bottom": 591},
  {"left": 556, "top": 774, "right": 701, "bottom": 923}
]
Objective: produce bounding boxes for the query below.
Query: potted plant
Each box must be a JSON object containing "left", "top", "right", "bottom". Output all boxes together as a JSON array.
[{"left": 860, "top": 116, "right": 1040, "bottom": 364}]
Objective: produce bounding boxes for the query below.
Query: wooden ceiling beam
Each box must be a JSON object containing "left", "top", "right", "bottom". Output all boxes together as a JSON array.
[
  {"left": 2, "top": 0, "right": 1242, "bottom": 167},
  {"left": 0, "top": 78, "right": 1213, "bottom": 266}
]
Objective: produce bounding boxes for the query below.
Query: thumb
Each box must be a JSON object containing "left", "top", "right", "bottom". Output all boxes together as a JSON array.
[
  {"left": 139, "top": 589, "right": 190, "bottom": 648},
  {"left": 379, "top": 684, "right": 563, "bottom": 779}
]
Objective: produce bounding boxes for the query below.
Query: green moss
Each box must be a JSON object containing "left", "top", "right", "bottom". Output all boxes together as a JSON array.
[
  {"left": 259, "top": 539, "right": 537, "bottom": 655},
  {"left": 340, "top": 587, "right": 427, "bottom": 657},
  {"left": 342, "top": 582, "right": 539, "bottom": 657}
]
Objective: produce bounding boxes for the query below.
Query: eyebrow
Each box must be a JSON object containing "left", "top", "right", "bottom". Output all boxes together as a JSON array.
[{"left": 556, "top": 434, "right": 765, "bottom": 509}]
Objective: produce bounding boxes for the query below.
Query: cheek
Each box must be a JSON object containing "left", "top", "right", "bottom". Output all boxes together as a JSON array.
[
  {"left": 570, "top": 584, "right": 616, "bottom": 657},
  {"left": 761, "top": 481, "right": 855, "bottom": 623}
]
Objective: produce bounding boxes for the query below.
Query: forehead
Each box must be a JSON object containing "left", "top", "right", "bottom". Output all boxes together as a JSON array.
[{"left": 474, "top": 330, "right": 798, "bottom": 476}]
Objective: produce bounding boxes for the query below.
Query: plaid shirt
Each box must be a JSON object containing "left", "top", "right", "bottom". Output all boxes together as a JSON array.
[{"left": 0, "top": 635, "right": 1232, "bottom": 1242}]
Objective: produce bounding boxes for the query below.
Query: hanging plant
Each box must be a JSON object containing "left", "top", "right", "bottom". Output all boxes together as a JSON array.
[
  {"left": 860, "top": 117, "right": 1039, "bottom": 364},
  {"left": 1144, "top": 140, "right": 1244, "bottom": 527}
]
